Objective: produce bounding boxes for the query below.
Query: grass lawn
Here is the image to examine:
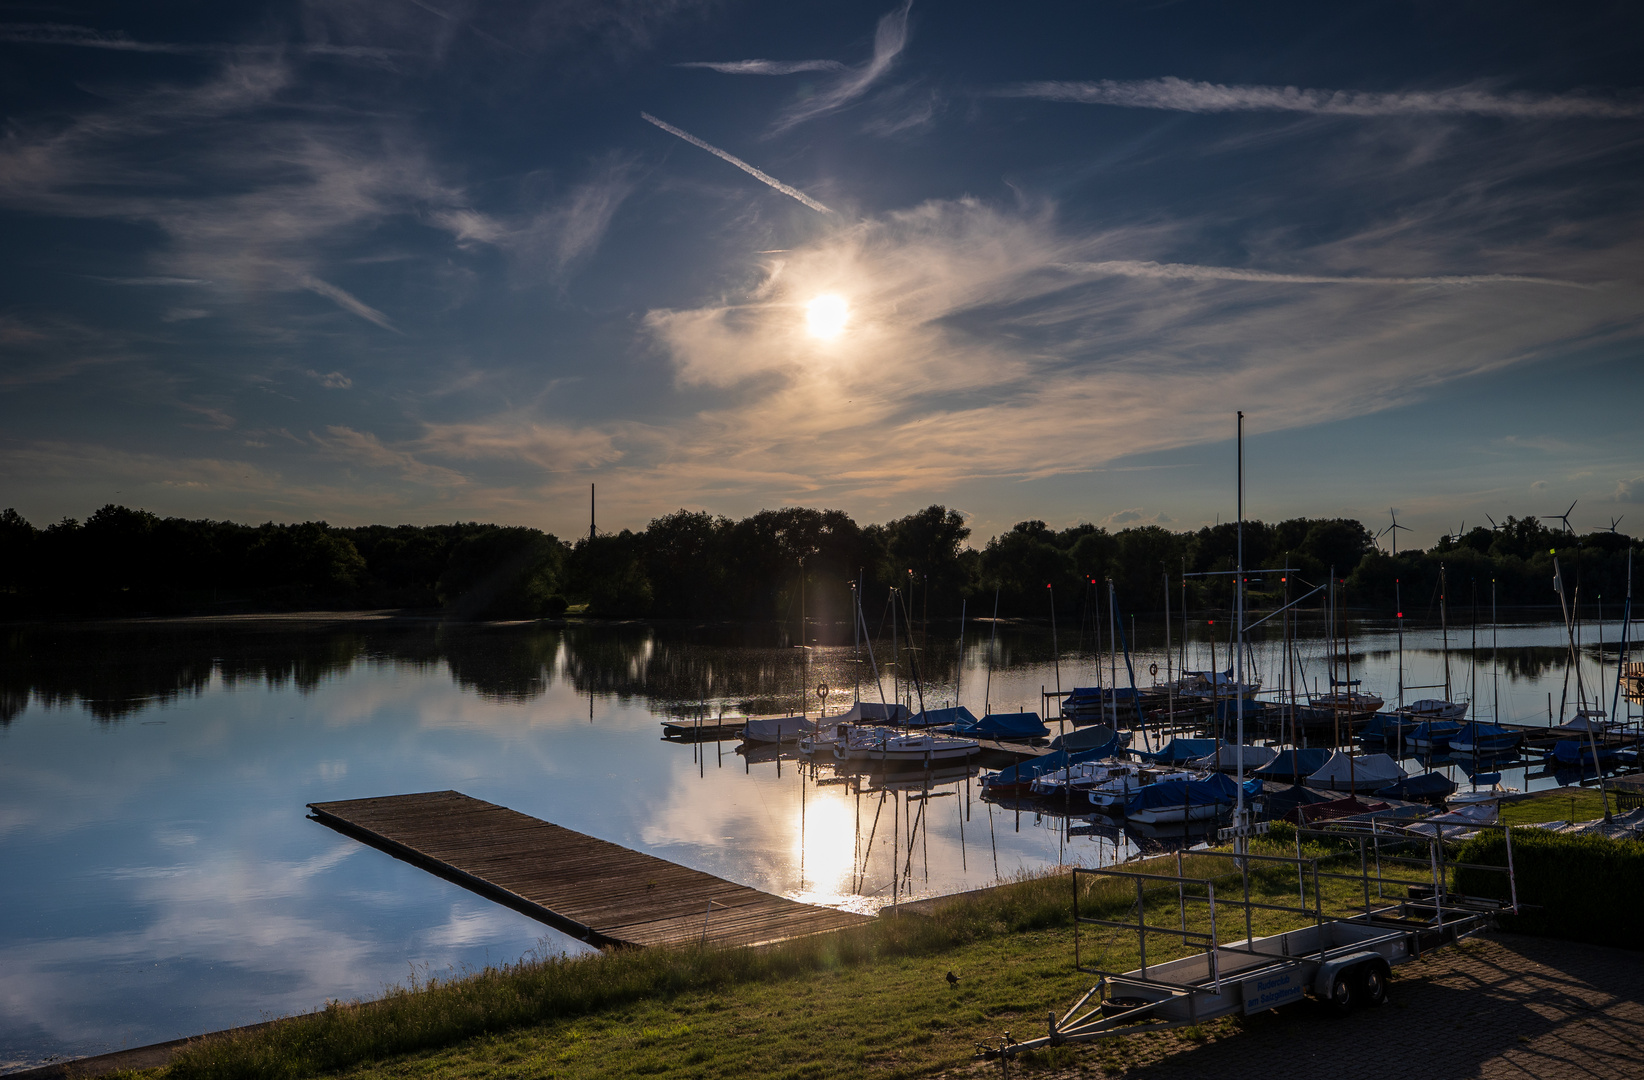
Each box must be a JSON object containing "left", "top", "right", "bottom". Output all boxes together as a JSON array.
[
  {"left": 135, "top": 831, "right": 1442, "bottom": 1080},
  {"left": 1499, "top": 786, "right": 1618, "bottom": 826}
]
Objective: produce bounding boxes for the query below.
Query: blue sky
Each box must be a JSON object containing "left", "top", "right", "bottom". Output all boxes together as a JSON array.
[{"left": 1, "top": 0, "right": 1641, "bottom": 548}]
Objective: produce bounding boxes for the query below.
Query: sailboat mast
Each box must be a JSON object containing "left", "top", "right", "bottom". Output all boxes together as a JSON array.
[
  {"left": 955, "top": 598, "right": 966, "bottom": 710},
  {"left": 1396, "top": 578, "right": 1405, "bottom": 760},
  {"left": 1612, "top": 549, "right": 1633, "bottom": 726},
  {"left": 983, "top": 587, "right": 999, "bottom": 715},
  {"left": 1343, "top": 572, "right": 1354, "bottom": 792},
  {"left": 891, "top": 586, "right": 899, "bottom": 711},
  {"left": 1492, "top": 577, "right": 1498, "bottom": 725},
  {"left": 1108, "top": 581, "right": 1119, "bottom": 728},
  {"left": 800, "top": 557, "right": 807, "bottom": 718},
  {"left": 1235, "top": 411, "right": 1247, "bottom": 835},
  {"left": 1049, "top": 584, "right": 1061, "bottom": 703},
  {"left": 1164, "top": 570, "right": 1174, "bottom": 736},
  {"left": 1181, "top": 556, "right": 1188, "bottom": 677},
  {"left": 853, "top": 573, "right": 862, "bottom": 705},
  {"left": 1440, "top": 564, "right": 1451, "bottom": 701}
]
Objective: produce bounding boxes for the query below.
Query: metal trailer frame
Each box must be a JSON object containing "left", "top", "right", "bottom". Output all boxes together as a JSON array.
[{"left": 976, "top": 822, "right": 1520, "bottom": 1062}]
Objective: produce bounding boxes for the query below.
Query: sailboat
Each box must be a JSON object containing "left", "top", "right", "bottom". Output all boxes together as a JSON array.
[
  {"left": 1446, "top": 722, "right": 1523, "bottom": 755},
  {"left": 1306, "top": 750, "right": 1406, "bottom": 793},
  {"left": 1123, "top": 772, "right": 1244, "bottom": 824}
]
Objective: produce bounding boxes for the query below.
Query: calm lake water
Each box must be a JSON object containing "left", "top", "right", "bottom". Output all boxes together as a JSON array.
[{"left": 0, "top": 609, "right": 1633, "bottom": 1071}]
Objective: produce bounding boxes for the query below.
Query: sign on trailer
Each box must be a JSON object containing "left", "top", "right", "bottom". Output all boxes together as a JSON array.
[{"left": 1242, "top": 969, "right": 1304, "bottom": 1014}]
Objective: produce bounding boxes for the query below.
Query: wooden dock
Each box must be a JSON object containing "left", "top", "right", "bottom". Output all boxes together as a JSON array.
[{"left": 308, "top": 791, "right": 870, "bottom": 949}]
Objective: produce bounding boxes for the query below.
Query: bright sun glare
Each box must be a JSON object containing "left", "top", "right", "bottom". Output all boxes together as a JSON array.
[{"left": 805, "top": 294, "right": 849, "bottom": 339}]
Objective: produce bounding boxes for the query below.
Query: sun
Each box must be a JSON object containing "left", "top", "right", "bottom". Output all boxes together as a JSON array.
[{"left": 804, "top": 294, "right": 849, "bottom": 340}]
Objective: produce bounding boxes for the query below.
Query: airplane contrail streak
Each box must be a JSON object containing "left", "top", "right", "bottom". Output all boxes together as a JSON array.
[{"left": 641, "top": 112, "right": 833, "bottom": 214}]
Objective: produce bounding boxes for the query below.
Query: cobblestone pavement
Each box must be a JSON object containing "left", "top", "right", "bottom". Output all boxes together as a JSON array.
[{"left": 947, "top": 934, "right": 1644, "bottom": 1080}]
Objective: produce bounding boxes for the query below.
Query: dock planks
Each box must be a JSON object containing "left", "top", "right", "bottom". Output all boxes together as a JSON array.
[{"left": 308, "top": 791, "right": 869, "bottom": 949}]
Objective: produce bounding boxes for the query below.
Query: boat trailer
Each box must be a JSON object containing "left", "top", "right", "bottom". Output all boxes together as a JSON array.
[{"left": 977, "top": 822, "right": 1520, "bottom": 1063}]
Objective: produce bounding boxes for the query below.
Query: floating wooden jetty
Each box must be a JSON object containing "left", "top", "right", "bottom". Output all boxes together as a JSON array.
[
  {"left": 660, "top": 716, "right": 748, "bottom": 741},
  {"left": 308, "top": 791, "right": 870, "bottom": 949}
]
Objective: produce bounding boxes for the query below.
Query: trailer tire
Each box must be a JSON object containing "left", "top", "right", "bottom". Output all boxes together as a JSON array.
[
  {"left": 1358, "top": 961, "right": 1390, "bottom": 1008},
  {"left": 1327, "top": 972, "right": 1356, "bottom": 1016}
]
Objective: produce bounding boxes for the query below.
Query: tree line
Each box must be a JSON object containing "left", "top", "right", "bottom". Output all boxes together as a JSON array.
[{"left": 0, "top": 504, "right": 1634, "bottom": 624}]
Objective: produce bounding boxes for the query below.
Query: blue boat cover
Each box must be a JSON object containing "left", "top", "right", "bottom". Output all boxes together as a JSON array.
[
  {"left": 1251, "top": 747, "right": 1331, "bottom": 780},
  {"left": 1449, "top": 723, "right": 1521, "bottom": 749},
  {"left": 908, "top": 706, "right": 978, "bottom": 729},
  {"left": 1553, "top": 739, "right": 1618, "bottom": 765},
  {"left": 1125, "top": 772, "right": 1241, "bottom": 814},
  {"left": 982, "top": 746, "right": 1115, "bottom": 788},
  {"left": 1409, "top": 720, "right": 1460, "bottom": 742},
  {"left": 1137, "top": 737, "right": 1217, "bottom": 764},
  {"left": 1050, "top": 726, "right": 1122, "bottom": 752},
  {"left": 1373, "top": 772, "right": 1456, "bottom": 800},
  {"left": 962, "top": 711, "right": 1051, "bottom": 739}
]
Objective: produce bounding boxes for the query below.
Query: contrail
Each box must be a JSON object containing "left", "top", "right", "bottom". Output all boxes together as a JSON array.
[
  {"left": 677, "top": 59, "right": 846, "bottom": 75},
  {"left": 999, "top": 77, "right": 1644, "bottom": 120},
  {"left": 300, "top": 275, "right": 403, "bottom": 332},
  {"left": 1060, "top": 260, "right": 1597, "bottom": 289},
  {"left": 640, "top": 112, "right": 833, "bottom": 214}
]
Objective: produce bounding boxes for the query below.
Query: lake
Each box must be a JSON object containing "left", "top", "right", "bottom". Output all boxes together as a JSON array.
[{"left": 0, "top": 609, "right": 1632, "bottom": 1072}]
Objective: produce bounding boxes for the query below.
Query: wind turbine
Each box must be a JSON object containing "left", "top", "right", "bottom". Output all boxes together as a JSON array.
[
  {"left": 1379, "top": 509, "right": 1411, "bottom": 556},
  {"left": 1543, "top": 500, "right": 1577, "bottom": 536},
  {"left": 1609, "top": 515, "right": 1625, "bottom": 534}
]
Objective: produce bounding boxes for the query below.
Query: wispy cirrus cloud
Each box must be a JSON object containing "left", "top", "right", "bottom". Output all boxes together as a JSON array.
[
  {"left": 1056, "top": 260, "right": 1597, "bottom": 290},
  {"left": 435, "top": 156, "right": 637, "bottom": 280},
  {"left": 770, "top": 1, "right": 913, "bottom": 133},
  {"left": 677, "top": 59, "right": 845, "bottom": 75},
  {"left": 998, "top": 76, "right": 1644, "bottom": 119},
  {"left": 641, "top": 112, "right": 833, "bottom": 213},
  {"left": 0, "top": 53, "right": 578, "bottom": 329},
  {"left": 417, "top": 419, "right": 627, "bottom": 471},
  {"left": 88, "top": 276, "right": 211, "bottom": 287},
  {"left": 635, "top": 194, "right": 1644, "bottom": 507},
  {"left": 0, "top": 22, "right": 400, "bottom": 60},
  {"left": 298, "top": 276, "right": 399, "bottom": 332},
  {"left": 310, "top": 426, "right": 468, "bottom": 485}
]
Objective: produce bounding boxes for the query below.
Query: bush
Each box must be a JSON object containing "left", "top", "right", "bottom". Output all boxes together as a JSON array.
[{"left": 1453, "top": 829, "right": 1644, "bottom": 949}]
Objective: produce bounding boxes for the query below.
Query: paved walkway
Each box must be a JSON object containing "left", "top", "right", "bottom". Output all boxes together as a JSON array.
[{"left": 957, "top": 934, "right": 1644, "bottom": 1080}]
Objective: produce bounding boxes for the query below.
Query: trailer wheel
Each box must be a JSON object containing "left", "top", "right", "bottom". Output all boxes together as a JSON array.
[
  {"left": 1327, "top": 972, "right": 1356, "bottom": 1016},
  {"left": 1359, "top": 961, "right": 1389, "bottom": 1007}
]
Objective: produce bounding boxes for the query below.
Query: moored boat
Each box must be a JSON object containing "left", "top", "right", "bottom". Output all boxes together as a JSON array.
[
  {"left": 1123, "top": 772, "right": 1246, "bottom": 824},
  {"left": 1446, "top": 722, "right": 1524, "bottom": 755},
  {"left": 1307, "top": 751, "right": 1406, "bottom": 794},
  {"left": 835, "top": 727, "right": 980, "bottom": 764},
  {"left": 741, "top": 714, "right": 817, "bottom": 743},
  {"left": 1407, "top": 720, "right": 1461, "bottom": 751}
]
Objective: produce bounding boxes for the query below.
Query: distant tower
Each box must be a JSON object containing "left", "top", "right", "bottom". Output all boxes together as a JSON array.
[{"left": 590, "top": 483, "right": 596, "bottom": 541}]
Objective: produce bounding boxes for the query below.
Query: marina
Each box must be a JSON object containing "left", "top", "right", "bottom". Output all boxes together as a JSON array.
[{"left": 0, "top": 608, "right": 1639, "bottom": 1070}]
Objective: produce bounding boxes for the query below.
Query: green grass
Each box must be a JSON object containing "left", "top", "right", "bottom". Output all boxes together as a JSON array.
[
  {"left": 1499, "top": 787, "right": 1615, "bottom": 826},
  {"left": 143, "top": 836, "right": 1438, "bottom": 1080}
]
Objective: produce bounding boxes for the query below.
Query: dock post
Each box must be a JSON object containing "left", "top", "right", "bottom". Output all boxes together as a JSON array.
[
  {"left": 1207, "top": 881, "right": 1220, "bottom": 993},
  {"left": 1360, "top": 838, "right": 1370, "bottom": 915},
  {"left": 1372, "top": 820, "right": 1384, "bottom": 900},
  {"left": 1136, "top": 877, "right": 1147, "bottom": 976},
  {"left": 1505, "top": 825, "right": 1519, "bottom": 913},
  {"left": 1312, "top": 859, "right": 1324, "bottom": 959},
  {"left": 1177, "top": 851, "right": 1188, "bottom": 944}
]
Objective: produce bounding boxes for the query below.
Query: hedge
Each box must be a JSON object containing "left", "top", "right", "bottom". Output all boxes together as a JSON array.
[{"left": 1454, "top": 828, "right": 1644, "bottom": 950}]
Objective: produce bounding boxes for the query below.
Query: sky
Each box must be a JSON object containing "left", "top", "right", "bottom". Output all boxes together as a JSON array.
[{"left": 1, "top": 0, "right": 1641, "bottom": 549}]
